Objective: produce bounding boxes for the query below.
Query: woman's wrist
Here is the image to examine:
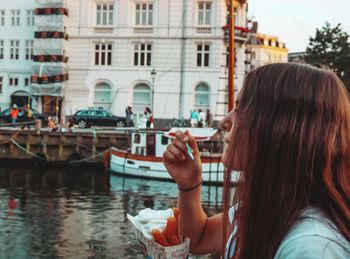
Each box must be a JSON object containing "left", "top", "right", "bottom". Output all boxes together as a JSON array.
[{"left": 178, "top": 178, "right": 203, "bottom": 192}]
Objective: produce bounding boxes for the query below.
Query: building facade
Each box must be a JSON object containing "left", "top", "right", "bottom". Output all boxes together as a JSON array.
[
  {"left": 0, "top": 0, "right": 35, "bottom": 110},
  {"left": 246, "top": 22, "right": 288, "bottom": 71},
  {"left": 65, "top": 0, "right": 249, "bottom": 125},
  {"left": 0, "top": 0, "right": 250, "bottom": 125}
]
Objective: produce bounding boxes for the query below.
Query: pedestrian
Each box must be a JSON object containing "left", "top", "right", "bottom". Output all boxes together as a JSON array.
[
  {"left": 125, "top": 106, "right": 134, "bottom": 127},
  {"left": 144, "top": 107, "right": 154, "bottom": 128},
  {"left": 205, "top": 109, "right": 213, "bottom": 127},
  {"left": 21, "top": 104, "right": 33, "bottom": 129},
  {"left": 190, "top": 109, "right": 198, "bottom": 128},
  {"left": 163, "top": 63, "right": 350, "bottom": 258},
  {"left": 47, "top": 117, "right": 58, "bottom": 132},
  {"left": 66, "top": 118, "right": 74, "bottom": 132},
  {"left": 197, "top": 109, "right": 205, "bottom": 128},
  {"left": 10, "top": 104, "right": 19, "bottom": 127}
]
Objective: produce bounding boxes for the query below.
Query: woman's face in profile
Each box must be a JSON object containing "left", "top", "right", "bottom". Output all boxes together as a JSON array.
[{"left": 220, "top": 92, "right": 243, "bottom": 171}]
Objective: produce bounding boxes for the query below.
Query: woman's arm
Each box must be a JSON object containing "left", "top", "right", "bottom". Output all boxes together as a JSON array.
[
  {"left": 163, "top": 130, "right": 231, "bottom": 254},
  {"left": 179, "top": 188, "right": 229, "bottom": 254}
]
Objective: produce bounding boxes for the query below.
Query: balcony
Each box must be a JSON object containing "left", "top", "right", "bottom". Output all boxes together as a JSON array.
[
  {"left": 94, "top": 27, "right": 114, "bottom": 34},
  {"left": 196, "top": 27, "right": 212, "bottom": 34},
  {"left": 133, "top": 27, "right": 153, "bottom": 34},
  {"left": 222, "top": 25, "right": 249, "bottom": 43}
]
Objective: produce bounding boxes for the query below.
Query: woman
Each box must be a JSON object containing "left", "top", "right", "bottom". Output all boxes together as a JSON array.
[
  {"left": 163, "top": 63, "right": 350, "bottom": 258},
  {"left": 144, "top": 107, "right": 154, "bottom": 128}
]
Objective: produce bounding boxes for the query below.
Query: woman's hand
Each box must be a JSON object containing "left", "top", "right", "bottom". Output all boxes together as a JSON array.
[{"left": 163, "top": 130, "right": 202, "bottom": 189}]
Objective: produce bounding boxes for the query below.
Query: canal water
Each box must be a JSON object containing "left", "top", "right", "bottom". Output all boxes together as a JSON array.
[{"left": 0, "top": 166, "right": 223, "bottom": 258}]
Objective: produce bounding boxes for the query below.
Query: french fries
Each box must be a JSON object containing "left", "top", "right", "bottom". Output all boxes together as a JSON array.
[{"left": 151, "top": 207, "right": 181, "bottom": 247}]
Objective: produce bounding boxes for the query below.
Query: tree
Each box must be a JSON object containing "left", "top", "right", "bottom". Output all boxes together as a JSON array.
[{"left": 305, "top": 22, "right": 350, "bottom": 92}]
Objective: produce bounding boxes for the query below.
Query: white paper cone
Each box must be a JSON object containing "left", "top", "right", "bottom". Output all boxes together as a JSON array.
[{"left": 127, "top": 214, "right": 190, "bottom": 259}]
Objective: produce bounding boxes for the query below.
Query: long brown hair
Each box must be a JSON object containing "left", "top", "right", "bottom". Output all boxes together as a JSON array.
[{"left": 223, "top": 63, "right": 350, "bottom": 258}]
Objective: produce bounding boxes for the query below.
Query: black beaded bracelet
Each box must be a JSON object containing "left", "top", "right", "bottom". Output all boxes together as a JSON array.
[{"left": 178, "top": 179, "right": 203, "bottom": 192}]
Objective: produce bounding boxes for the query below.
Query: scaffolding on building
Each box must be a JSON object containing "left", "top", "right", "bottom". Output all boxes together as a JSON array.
[{"left": 31, "top": 0, "right": 68, "bottom": 118}]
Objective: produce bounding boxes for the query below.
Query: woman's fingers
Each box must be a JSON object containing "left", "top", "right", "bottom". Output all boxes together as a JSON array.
[
  {"left": 172, "top": 137, "right": 187, "bottom": 154},
  {"left": 163, "top": 150, "right": 177, "bottom": 164},
  {"left": 175, "top": 130, "right": 188, "bottom": 143},
  {"left": 167, "top": 144, "right": 186, "bottom": 161},
  {"left": 185, "top": 131, "right": 199, "bottom": 155}
]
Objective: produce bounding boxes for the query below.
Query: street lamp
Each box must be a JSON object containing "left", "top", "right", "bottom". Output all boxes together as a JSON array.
[{"left": 150, "top": 68, "right": 156, "bottom": 113}]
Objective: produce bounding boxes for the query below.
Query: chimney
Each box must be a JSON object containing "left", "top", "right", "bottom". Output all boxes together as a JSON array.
[{"left": 251, "top": 22, "right": 258, "bottom": 33}]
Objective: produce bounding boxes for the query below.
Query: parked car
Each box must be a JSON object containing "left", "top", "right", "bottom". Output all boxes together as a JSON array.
[
  {"left": 71, "top": 108, "right": 126, "bottom": 128},
  {"left": 0, "top": 107, "right": 48, "bottom": 126}
]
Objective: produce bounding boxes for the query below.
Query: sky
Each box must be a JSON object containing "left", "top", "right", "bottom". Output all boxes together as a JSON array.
[{"left": 248, "top": 0, "right": 350, "bottom": 53}]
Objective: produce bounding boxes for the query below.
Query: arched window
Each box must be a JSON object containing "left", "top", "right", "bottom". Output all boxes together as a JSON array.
[
  {"left": 94, "top": 82, "right": 112, "bottom": 110},
  {"left": 194, "top": 83, "right": 210, "bottom": 108},
  {"left": 133, "top": 83, "right": 151, "bottom": 114}
]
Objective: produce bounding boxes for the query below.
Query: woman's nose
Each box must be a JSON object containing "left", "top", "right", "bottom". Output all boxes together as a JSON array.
[{"left": 220, "top": 112, "right": 234, "bottom": 132}]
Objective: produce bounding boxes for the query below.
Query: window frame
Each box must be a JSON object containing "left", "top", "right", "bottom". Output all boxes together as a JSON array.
[
  {"left": 9, "top": 77, "right": 19, "bottom": 86},
  {"left": 196, "top": 43, "right": 210, "bottom": 67},
  {"left": 96, "top": 3, "right": 114, "bottom": 26},
  {"left": 26, "top": 10, "right": 34, "bottom": 26},
  {"left": 0, "top": 10, "right": 5, "bottom": 26},
  {"left": 135, "top": 2, "right": 154, "bottom": 26},
  {"left": 25, "top": 40, "right": 34, "bottom": 60},
  {"left": 94, "top": 83, "right": 112, "bottom": 105},
  {"left": 0, "top": 77, "right": 2, "bottom": 94},
  {"left": 194, "top": 83, "right": 210, "bottom": 108},
  {"left": 94, "top": 42, "right": 113, "bottom": 66},
  {"left": 133, "top": 83, "right": 151, "bottom": 114},
  {"left": 0, "top": 40, "right": 4, "bottom": 60},
  {"left": 133, "top": 43, "right": 152, "bottom": 67},
  {"left": 197, "top": 1, "right": 212, "bottom": 26},
  {"left": 11, "top": 10, "right": 20, "bottom": 26},
  {"left": 10, "top": 40, "right": 20, "bottom": 60},
  {"left": 24, "top": 77, "right": 30, "bottom": 86}
]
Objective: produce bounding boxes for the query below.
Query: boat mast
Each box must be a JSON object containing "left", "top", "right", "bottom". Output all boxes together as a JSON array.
[{"left": 227, "top": 0, "right": 235, "bottom": 112}]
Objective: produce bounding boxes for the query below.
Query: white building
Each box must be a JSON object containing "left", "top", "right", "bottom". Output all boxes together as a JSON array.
[
  {"left": 246, "top": 23, "right": 288, "bottom": 70},
  {"left": 65, "top": 0, "right": 249, "bottom": 125},
  {"left": 0, "top": 0, "right": 35, "bottom": 110},
  {"left": 0, "top": 0, "right": 249, "bottom": 125}
]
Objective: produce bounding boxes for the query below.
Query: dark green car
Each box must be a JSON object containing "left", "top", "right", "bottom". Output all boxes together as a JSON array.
[{"left": 71, "top": 108, "right": 126, "bottom": 128}]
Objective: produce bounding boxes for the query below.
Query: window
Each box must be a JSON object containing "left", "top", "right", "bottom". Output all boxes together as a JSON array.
[
  {"left": 135, "top": 3, "right": 153, "bottom": 26},
  {"left": 133, "top": 83, "right": 151, "bottom": 113},
  {"left": 26, "top": 10, "right": 34, "bottom": 26},
  {"left": 194, "top": 83, "right": 210, "bottom": 108},
  {"left": 10, "top": 40, "right": 20, "bottom": 60},
  {"left": 24, "top": 77, "right": 30, "bottom": 86},
  {"left": 0, "top": 40, "right": 3, "bottom": 60},
  {"left": 161, "top": 136, "right": 168, "bottom": 145},
  {"left": 134, "top": 43, "right": 152, "bottom": 66},
  {"left": 134, "top": 134, "right": 141, "bottom": 144},
  {"left": 9, "top": 77, "right": 19, "bottom": 86},
  {"left": 234, "top": 7, "right": 238, "bottom": 26},
  {"left": 25, "top": 40, "right": 34, "bottom": 60},
  {"left": 198, "top": 2, "right": 211, "bottom": 26},
  {"left": 96, "top": 3, "right": 114, "bottom": 25},
  {"left": 0, "top": 10, "right": 5, "bottom": 26},
  {"left": 94, "top": 43, "right": 112, "bottom": 66},
  {"left": 11, "top": 10, "right": 20, "bottom": 26},
  {"left": 94, "top": 82, "right": 112, "bottom": 110},
  {"left": 251, "top": 51, "right": 256, "bottom": 59},
  {"left": 196, "top": 44, "right": 210, "bottom": 67},
  {"left": 0, "top": 77, "right": 2, "bottom": 94}
]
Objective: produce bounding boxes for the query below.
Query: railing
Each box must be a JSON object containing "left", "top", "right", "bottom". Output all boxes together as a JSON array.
[
  {"left": 133, "top": 27, "right": 153, "bottom": 34},
  {"left": 196, "top": 27, "right": 212, "bottom": 34},
  {"left": 94, "top": 27, "right": 114, "bottom": 34}
]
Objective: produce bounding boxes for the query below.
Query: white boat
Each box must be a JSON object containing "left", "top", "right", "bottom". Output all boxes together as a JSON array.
[{"left": 110, "top": 128, "right": 235, "bottom": 184}]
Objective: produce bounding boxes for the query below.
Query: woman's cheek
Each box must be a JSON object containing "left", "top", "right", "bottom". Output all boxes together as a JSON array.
[{"left": 222, "top": 146, "right": 229, "bottom": 168}]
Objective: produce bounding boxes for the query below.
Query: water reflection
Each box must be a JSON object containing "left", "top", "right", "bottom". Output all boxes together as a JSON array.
[{"left": 0, "top": 167, "right": 223, "bottom": 258}]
